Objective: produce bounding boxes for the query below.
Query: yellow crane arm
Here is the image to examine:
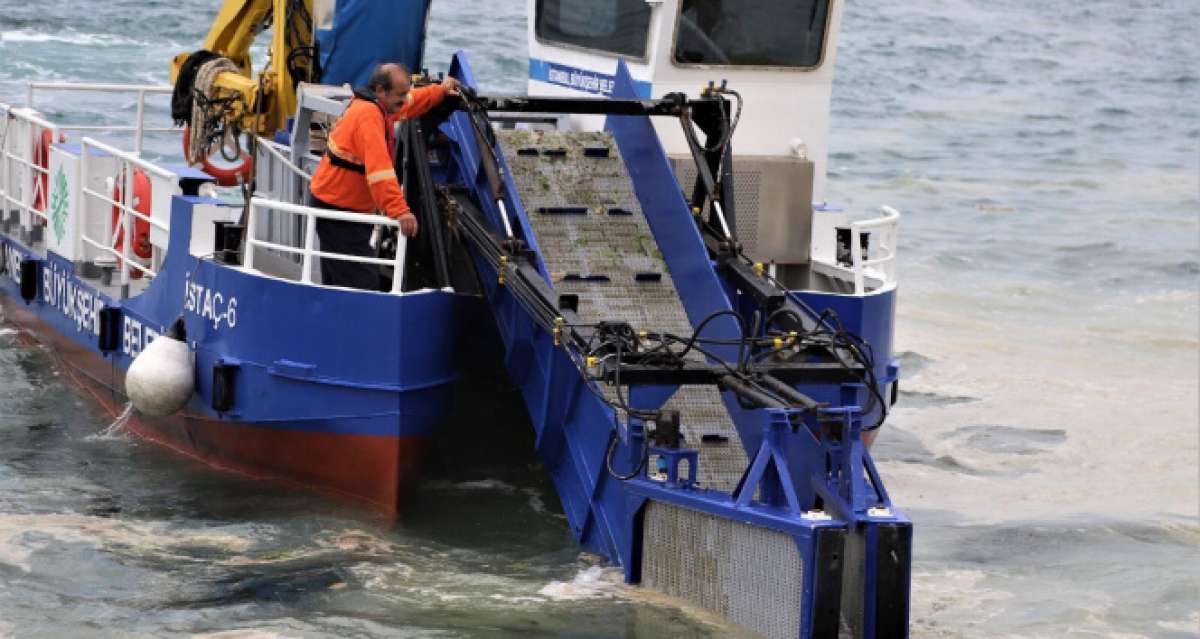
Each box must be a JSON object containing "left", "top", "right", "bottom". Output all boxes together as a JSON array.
[{"left": 172, "top": 0, "right": 313, "bottom": 138}]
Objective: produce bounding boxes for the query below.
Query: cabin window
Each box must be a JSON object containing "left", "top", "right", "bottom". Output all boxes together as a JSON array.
[
  {"left": 535, "top": 0, "right": 653, "bottom": 58},
  {"left": 674, "top": 0, "right": 830, "bottom": 67}
]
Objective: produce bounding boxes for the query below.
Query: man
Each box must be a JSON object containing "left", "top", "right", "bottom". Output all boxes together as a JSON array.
[{"left": 308, "top": 63, "right": 460, "bottom": 290}]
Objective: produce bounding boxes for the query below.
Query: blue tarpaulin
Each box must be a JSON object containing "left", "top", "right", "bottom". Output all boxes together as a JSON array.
[{"left": 316, "top": 0, "right": 432, "bottom": 88}]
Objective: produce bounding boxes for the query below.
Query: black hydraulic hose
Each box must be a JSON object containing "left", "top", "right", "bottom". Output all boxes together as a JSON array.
[
  {"left": 605, "top": 429, "right": 648, "bottom": 481},
  {"left": 757, "top": 374, "right": 825, "bottom": 412},
  {"left": 745, "top": 263, "right": 891, "bottom": 429},
  {"left": 719, "top": 375, "right": 786, "bottom": 409},
  {"left": 740, "top": 310, "right": 762, "bottom": 371},
  {"left": 459, "top": 87, "right": 505, "bottom": 200},
  {"left": 674, "top": 309, "right": 748, "bottom": 364},
  {"left": 403, "top": 121, "right": 452, "bottom": 289},
  {"left": 764, "top": 306, "right": 808, "bottom": 333},
  {"left": 714, "top": 89, "right": 742, "bottom": 178},
  {"left": 469, "top": 118, "right": 504, "bottom": 200}
]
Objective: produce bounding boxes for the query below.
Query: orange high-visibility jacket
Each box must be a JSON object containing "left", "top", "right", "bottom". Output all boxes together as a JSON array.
[{"left": 309, "top": 84, "right": 447, "bottom": 218}]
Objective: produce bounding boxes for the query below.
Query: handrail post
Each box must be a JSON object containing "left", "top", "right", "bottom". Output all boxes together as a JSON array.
[
  {"left": 1, "top": 109, "right": 9, "bottom": 213},
  {"left": 244, "top": 202, "right": 258, "bottom": 271},
  {"left": 24, "top": 82, "right": 33, "bottom": 109},
  {"left": 18, "top": 118, "right": 30, "bottom": 222},
  {"left": 850, "top": 226, "right": 864, "bottom": 295},
  {"left": 120, "top": 162, "right": 132, "bottom": 288},
  {"left": 134, "top": 89, "right": 146, "bottom": 155},
  {"left": 77, "top": 141, "right": 89, "bottom": 258},
  {"left": 390, "top": 236, "right": 408, "bottom": 294},
  {"left": 300, "top": 207, "right": 317, "bottom": 284}
]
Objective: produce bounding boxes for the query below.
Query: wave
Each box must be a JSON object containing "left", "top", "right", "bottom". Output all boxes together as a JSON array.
[
  {"left": 424, "top": 478, "right": 559, "bottom": 517},
  {"left": 1134, "top": 290, "right": 1200, "bottom": 305},
  {"left": 0, "top": 29, "right": 144, "bottom": 47},
  {"left": 537, "top": 565, "right": 622, "bottom": 601},
  {"left": 424, "top": 478, "right": 519, "bottom": 493},
  {"left": 0, "top": 513, "right": 256, "bottom": 573}
]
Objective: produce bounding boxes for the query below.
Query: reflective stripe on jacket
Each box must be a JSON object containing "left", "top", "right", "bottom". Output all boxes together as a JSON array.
[{"left": 309, "top": 84, "right": 447, "bottom": 218}]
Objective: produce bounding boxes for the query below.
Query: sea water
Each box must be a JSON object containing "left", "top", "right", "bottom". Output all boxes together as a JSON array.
[{"left": 0, "top": 0, "right": 1197, "bottom": 636}]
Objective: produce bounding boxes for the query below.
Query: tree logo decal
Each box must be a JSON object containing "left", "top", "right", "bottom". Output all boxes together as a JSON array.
[{"left": 49, "top": 165, "right": 68, "bottom": 245}]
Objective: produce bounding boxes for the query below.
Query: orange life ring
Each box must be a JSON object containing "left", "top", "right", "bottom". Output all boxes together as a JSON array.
[
  {"left": 181, "top": 125, "right": 252, "bottom": 187},
  {"left": 32, "top": 128, "right": 52, "bottom": 213},
  {"left": 111, "top": 168, "right": 153, "bottom": 279}
]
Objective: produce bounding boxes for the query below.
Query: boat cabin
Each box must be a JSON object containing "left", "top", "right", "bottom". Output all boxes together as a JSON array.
[{"left": 526, "top": 0, "right": 863, "bottom": 288}]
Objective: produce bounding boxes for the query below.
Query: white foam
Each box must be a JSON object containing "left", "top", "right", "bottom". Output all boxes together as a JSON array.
[
  {"left": 403, "top": 585, "right": 469, "bottom": 603},
  {"left": 1157, "top": 611, "right": 1200, "bottom": 634},
  {"left": 537, "top": 565, "right": 622, "bottom": 601},
  {"left": 487, "top": 593, "right": 544, "bottom": 605},
  {"left": 351, "top": 561, "right": 415, "bottom": 591},
  {"left": 425, "top": 478, "right": 519, "bottom": 493},
  {"left": 0, "top": 29, "right": 143, "bottom": 47},
  {"left": 314, "top": 529, "right": 400, "bottom": 556},
  {"left": 521, "top": 487, "right": 549, "bottom": 514},
  {"left": 0, "top": 513, "right": 254, "bottom": 572},
  {"left": 909, "top": 569, "right": 1014, "bottom": 633},
  {"left": 453, "top": 478, "right": 518, "bottom": 492},
  {"left": 0, "top": 328, "right": 17, "bottom": 338},
  {"left": 1134, "top": 289, "right": 1200, "bottom": 305},
  {"left": 191, "top": 630, "right": 296, "bottom": 639}
]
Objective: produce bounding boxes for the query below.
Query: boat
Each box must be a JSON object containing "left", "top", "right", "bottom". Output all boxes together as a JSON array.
[{"left": 0, "top": 0, "right": 910, "bottom": 635}]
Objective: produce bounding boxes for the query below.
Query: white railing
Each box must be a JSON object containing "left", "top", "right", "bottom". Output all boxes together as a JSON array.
[
  {"left": 244, "top": 197, "right": 409, "bottom": 294},
  {"left": 0, "top": 102, "right": 59, "bottom": 228},
  {"left": 256, "top": 137, "right": 311, "bottom": 182},
  {"left": 78, "top": 137, "right": 176, "bottom": 285},
  {"left": 848, "top": 205, "right": 900, "bottom": 295},
  {"left": 25, "top": 82, "right": 174, "bottom": 155}
]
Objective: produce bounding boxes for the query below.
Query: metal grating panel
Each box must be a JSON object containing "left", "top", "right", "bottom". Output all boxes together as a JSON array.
[
  {"left": 500, "top": 130, "right": 747, "bottom": 491},
  {"left": 642, "top": 501, "right": 803, "bottom": 639},
  {"left": 733, "top": 168, "right": 762, "bottom": 252},
  {"left": 673, "top": 160, "right": 764, "bottom": 258}
]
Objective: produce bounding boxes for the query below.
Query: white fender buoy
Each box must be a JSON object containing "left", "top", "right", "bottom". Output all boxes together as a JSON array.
[{"left": 125, "top": 326, "right": 194, "bottom": 417}]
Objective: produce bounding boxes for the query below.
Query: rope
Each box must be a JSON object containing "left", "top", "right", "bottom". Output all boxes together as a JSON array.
[{"left": 187, "top": 57, "right": 240, "bottom": 164}]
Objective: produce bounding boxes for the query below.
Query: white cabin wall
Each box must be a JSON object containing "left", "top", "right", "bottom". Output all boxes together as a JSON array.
[
  {"left": 525, "top": 0, "right": 660, "bottom": 104},
  {"left": 648, "top": 0, "right": 843, "bottom": 201},
  {"left": 524, "top": 0, "right": 844, "bottom": 201}
]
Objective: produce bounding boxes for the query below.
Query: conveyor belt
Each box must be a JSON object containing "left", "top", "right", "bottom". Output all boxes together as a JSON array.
[{"left": 498, "top": 129, "right": 747, "bottom": 492}]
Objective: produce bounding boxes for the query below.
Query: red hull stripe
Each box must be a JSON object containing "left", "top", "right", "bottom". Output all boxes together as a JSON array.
[{"left": 1, "top": 294, "right": 427, "bottom": 513}]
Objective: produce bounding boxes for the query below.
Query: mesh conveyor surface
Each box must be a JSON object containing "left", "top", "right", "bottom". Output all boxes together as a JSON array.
[
  {"left": 498, "top": 130, "right": 747, "bottom": 492},
  {"left": 643, "top": 501, "right": 803, "bottom": 639}
]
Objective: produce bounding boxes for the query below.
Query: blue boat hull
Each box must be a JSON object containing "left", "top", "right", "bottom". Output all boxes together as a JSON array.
[{"left": 0, "top": 197, "right": 461, "bottom": 510}]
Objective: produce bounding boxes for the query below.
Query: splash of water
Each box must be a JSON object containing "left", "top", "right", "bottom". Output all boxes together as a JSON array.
[{"left": 90, "top": 402, "right": 133, "bottom": 440}]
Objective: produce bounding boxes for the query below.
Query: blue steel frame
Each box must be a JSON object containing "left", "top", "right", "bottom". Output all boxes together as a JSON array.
[{"left": 439, "top": 52, "right": 911, "bottom": 636}]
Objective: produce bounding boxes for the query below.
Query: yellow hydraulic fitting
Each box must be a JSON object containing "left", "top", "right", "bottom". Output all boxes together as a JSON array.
[
  {"left": 691, "top": 206, "right": 701, "bottom": 217},
  {"left": 553, "top": 317, "right": 564, "bottom": 347},
  {"left": 753, "top": 262, "right": 764, "bottom": 277},
  {"left": 637, "top": 330, "right": 648, "bottom": 340},
  {"left": 498, "top": 255, "right": 508, "bottom": 285},
  {"left": 773, "top": 336, "right": 784, "bottom": 350},
  {"left": 586, "top": 356, "right": 599, "bottom": 368}
]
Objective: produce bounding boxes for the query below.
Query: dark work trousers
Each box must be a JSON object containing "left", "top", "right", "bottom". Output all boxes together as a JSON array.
[{"left": 308, "top": 192, "right": 381, "bottom": 291}]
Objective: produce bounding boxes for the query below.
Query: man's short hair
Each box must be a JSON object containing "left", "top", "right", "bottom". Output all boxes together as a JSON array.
[{"left": 368, "top": 63, "right": 410, "bottom": 92}]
